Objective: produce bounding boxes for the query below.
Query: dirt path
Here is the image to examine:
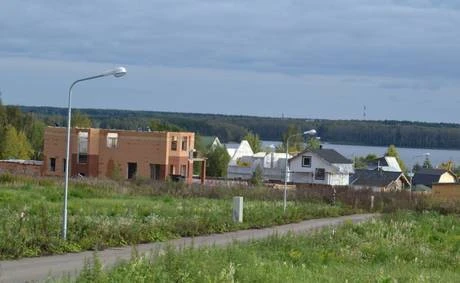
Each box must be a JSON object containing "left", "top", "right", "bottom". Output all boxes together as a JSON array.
[{"left": 0, "top": 213, "right": 377, "bottom": 282}]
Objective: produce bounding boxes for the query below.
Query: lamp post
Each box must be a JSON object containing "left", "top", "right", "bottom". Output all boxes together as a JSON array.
[
  {"left": 62, "top": 67, "right": 127, "bottom": 240},
  {"left": 284, "top": 129, "right": 316, "bottom": 211},
  {"left": 408, "top": 152, "right": 430, "bottom": 192}
]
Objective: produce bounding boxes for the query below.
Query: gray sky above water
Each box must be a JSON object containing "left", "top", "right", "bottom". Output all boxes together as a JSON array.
[{"left": 1, "top": 0, "right": 459, "bottom": 123}]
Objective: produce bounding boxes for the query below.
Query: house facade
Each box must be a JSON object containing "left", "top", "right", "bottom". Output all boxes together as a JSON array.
[
  {"left": 289, "top": 148, "right": 354, "bottom": 186},
  {"left": 42, "top": 127, "right": 196, "bottom": 183}
]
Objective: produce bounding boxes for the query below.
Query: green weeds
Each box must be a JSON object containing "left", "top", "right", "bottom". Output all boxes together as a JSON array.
[
  {"left": 1, "top": 174, "right": 458, "bottom": 261},
  {"left": 76, "top": 211, "right": 460, "bottom": 282},
  {"left": 0, "top": 176, "right": 357, "bottom": 259}
]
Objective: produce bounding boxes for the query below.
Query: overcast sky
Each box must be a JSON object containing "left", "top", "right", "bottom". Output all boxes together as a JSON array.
[{"left": 1, "top": 0, "right": 459, "bottom": 123}]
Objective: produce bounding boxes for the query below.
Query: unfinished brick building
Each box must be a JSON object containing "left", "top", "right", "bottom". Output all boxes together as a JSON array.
[{"left": 42, "top": 127, "right": 199, "bottom": 183}]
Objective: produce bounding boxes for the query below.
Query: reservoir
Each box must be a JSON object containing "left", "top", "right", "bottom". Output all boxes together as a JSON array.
[{"left": 262, "top": 141, "right": 460, "bottom": 169}]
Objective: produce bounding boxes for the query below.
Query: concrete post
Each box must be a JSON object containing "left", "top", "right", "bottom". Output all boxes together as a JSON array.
[
  {"left": 233, "top": 196, "right": 243, "bottom": 223},
  {"left": 201, "top": 160, "right": 206, "bottom": 184},
  {"left": 332, "top": 187, "right": 336, "bottom": 206},
  {"left": 370, "top": 195, "right": 374, "bottom": 210}
]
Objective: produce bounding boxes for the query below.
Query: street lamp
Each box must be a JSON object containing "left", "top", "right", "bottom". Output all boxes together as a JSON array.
[
  {"left": 284, "top": 129, "right": 316, "bottom": 211},
  {"left": 62, "top": 67, "right": 127, "bottom": 240},
  {"left": 408, "top": 152, "right": 430, "bottom": 192}
]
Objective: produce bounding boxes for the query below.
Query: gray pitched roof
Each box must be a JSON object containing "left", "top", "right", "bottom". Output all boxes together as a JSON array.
[
  {"left": 415, "top": 168, "right": 447, "bottom": 176},
  {"left": 351, "top": 169, "right": 407, "bottom": 187},
  {"left": 368, "top": 157, "right": 389, "bottom": 167},
  {"left": 312, "top": 149, "right": 352, "bottom": 164}
]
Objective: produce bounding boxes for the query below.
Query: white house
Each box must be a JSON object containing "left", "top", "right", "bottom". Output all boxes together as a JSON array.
[
  {"left": 225, "top": 140, "right": 254, "bottom": 165},
  {"left": 227, "top": 151, "right": 290, "bottom": 181},
  {"left": 288, "top": 148, "right": 354, "bottom": 186}
]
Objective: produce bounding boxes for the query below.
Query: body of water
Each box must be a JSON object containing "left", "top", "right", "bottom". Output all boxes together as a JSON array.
[{"left": 262, "top": 141, "right": 460, "bottom": 169}]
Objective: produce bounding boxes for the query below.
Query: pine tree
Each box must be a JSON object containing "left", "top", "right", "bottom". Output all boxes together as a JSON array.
[
  {"left": 422, "top": 157, "right": 433, "bottom": 169},
  {"left": 206, "top": 146, "right": 230, "bottom": 177}
]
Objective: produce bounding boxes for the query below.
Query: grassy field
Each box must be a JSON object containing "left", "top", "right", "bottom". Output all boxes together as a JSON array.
[
  {"left": 76, "top": 211, "right": 460, "bottom": 282},
  {"left": 0, "top": 175, "right": 359, "bottom": 259}
]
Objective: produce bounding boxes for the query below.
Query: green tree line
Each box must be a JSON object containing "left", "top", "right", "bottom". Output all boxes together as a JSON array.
[{"left": 20, "top": 106, "right": 460, "bottom": 150}]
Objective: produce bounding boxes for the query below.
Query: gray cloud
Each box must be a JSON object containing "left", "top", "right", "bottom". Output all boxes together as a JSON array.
[
  {"left": 1, "top": 1, "right": 460, "bottom": 123},
  {"left": 379, "top": 80, "right": 441, "bottom": 91},
  {"left": 1, "top": 0, "right": 460, "bottom": 79}
]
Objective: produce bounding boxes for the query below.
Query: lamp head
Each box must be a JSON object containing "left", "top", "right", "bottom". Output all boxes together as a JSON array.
[
  {"left": 101, "top": 66, "right": 127, "bottom": 78},
  {"left": 112, "top": 67, "right": 127, "bottom": 77},
  {"left": 303, "top": 129, "right": 317, "bottom": 136}
]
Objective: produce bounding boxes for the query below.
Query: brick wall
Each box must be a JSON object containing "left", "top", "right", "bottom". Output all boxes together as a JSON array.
[
  {"left": 0, "top": 161, "right": 43, "bottom": 177},
  {"left": 42, "top": 127, "right": 196, "bottom": 183}
]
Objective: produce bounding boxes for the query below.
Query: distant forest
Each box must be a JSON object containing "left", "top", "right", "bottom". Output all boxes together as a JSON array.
[{"left": 19, "top": 105, "right": 460, "bottom": 150}]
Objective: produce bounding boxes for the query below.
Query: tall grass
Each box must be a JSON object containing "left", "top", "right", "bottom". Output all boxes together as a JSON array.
[
  {"left": 76, "top": 211, "right": 460, "bottom": 282},
  {"left": 0, "top": 175, "right": 357, "bottom": 259},
  {"left": 1, "top": 173, "right": 458, "bottom": 259}
]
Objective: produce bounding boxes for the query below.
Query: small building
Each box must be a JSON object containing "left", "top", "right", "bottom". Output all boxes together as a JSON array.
[
  {"left": 288, "top": 149, "right": 354, "bottom": 186},
  {"left": 42, "top": 127, "right": 199, "bottom": 183},
  {"left": 412, "top": 168, "right": 457, "bottom": 187},
  {"left": 350, "top": 169, "right": 409, "bottom": 192}
]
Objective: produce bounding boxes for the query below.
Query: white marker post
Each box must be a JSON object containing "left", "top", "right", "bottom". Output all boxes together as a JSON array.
[{"left": 233, "top": 196, "right": 243, "bottom": 223}]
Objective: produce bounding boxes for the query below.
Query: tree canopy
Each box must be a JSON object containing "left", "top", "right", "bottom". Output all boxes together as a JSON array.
[
  {"left": 206, "top": 146, "right": 230, "bottom": 177},
  {"left": 1, "top": 125, "right": 33, "bottom": 159},
  {"left": 0, "top": 103, "right": 41, "bottom": 160},
  {"left": 243, "top": 131, "right": 262, "bottom": 153},
  {"left": 71, "top": 110, "right": 92, "bottom": 128},
  {"left": 353, "top": 154, "right": 378, "bottom": 169}
]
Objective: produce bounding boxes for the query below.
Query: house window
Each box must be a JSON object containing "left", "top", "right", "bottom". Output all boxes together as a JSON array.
[
  {"left": 315, "top": 168, "right": 325, "bottom": 180},
  {"left": 302, "top": 156, "right": 311, "bottom": 167},
  {"left": 171, "top": 136, "right": 177, "bottom": 151},
  {"left": 182, "top": 137, "right": 188, "bottom": 151},
  {"left": 170, "top": 165, "right": 175, "bottom": 175},
  {"left": 78, "top": 131, "right": 88, "bottom": 163},
  {"left": 49, "top": 158, "right": 56, "bottom": 172},
  {"left": 128, "top": 162, "right": 137, "bottom": 179},
  {"left": 107, "top": 133, "right": 118, "bottom": 148},
  {"left": 180, "top": 164, "right": 187, "bottom": 177}
]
